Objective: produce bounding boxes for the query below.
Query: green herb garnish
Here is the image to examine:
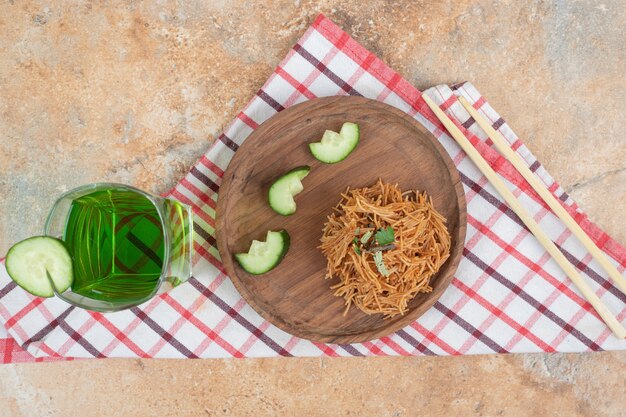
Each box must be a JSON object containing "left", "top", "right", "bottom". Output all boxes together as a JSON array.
[
  {"left": 352, "top": 237, "right": 361, "bottom": 255},
  {"left": 360, "top": 230, "right": 373, "bottom": 245},
  {"left": 375, "top": 226, "right": 395, "bottom": 245},
  {"left": 373, "top": 251, "right": 390, "bottom": 277}
]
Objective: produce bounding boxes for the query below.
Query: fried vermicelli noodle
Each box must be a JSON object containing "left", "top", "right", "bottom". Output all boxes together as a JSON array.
[{"left": 320, "top": 179, "right": 451, "bottom": 318}]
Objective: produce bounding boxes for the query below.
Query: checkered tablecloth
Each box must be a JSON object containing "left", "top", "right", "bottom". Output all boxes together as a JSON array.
[{"left": 1, "top": 14, "right": 625, "bottom": 363}]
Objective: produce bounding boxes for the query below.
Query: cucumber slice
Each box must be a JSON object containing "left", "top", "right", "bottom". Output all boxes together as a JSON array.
[
  {"left": 234, "top": 230, "right": 290, "bottom": 275},
  {"left": 309, "top": 122, "right": 360, "bottom": 164},
  {"left": 5, "top": 236, "right": 74, "bottom": 298},
  {"left": 268, "top": 166, "right": 310, "bottom": 216}
]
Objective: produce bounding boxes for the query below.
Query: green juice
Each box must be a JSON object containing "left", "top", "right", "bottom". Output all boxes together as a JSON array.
[{"left": 63, "top": 189, "right": 165, "bottom": 304}]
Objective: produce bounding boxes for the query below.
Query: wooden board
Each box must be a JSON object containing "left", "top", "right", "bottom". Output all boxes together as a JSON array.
[{"left": 215, "top": 96, "right": 467, "bottom": 343}]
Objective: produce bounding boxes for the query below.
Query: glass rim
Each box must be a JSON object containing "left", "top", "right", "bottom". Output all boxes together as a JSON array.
[{"left": 43, "top": 182, "right": 173, "bottom": 311}]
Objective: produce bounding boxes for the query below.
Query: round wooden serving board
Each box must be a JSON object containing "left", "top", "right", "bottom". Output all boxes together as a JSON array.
[{"left": 216, "top": 96, "right": 467, "bottom": 343}]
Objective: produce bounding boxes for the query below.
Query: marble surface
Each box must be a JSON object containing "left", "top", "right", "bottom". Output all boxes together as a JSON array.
[{"left": 0, "top": 1, "right": 624, "bottom": 416}]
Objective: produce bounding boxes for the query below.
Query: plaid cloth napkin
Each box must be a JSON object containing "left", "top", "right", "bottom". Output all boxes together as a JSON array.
[{"left": 1, "top": 15, "right": 625, "bottom": 363}]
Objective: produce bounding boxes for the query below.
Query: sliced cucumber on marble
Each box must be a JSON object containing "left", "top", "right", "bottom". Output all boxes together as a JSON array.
[{"left": 5, "top": 236, "right": 74, "bottom": 298}]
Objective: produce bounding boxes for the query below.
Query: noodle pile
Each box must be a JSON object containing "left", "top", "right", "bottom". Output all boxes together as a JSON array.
[{"left": 320, "top": 179, "right": 451, "bottom": 318}]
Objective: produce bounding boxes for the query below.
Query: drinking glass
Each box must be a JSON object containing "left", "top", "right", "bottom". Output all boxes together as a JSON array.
[{"left": 44, "top": 183, "right": 193, "bottom": 312}]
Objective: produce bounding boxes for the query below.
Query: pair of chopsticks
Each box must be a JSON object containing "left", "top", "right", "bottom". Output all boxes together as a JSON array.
[{"left": 422, "top": 93, "right": 626, "bottom": 339}]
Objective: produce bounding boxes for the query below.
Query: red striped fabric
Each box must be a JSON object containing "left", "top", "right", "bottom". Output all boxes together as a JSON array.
[{"left": 1, "top": 14, "right": 625, "bottom": 363}]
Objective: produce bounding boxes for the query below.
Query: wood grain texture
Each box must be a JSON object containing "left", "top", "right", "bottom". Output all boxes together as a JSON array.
[{"left": 216, "top": 97, "right": 466, "bottom": 343}]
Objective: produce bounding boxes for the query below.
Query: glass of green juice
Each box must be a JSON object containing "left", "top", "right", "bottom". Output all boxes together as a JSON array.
[{"left": 44, "top": 183, "right": 193, "bottom": 312}]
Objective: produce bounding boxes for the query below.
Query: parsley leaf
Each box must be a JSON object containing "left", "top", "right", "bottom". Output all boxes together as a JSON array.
[{"left": 375, "top": 226, "right": 395, "bottom": 245}]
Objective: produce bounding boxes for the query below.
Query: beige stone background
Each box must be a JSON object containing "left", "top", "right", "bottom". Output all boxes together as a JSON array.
[{"left": 0, "top": 1, "right": 625, "bottom": 416}]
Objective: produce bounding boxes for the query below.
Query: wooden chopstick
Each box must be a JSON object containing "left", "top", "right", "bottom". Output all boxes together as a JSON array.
[
  {"left": 422, "top": 93, "right": 626, "bottom": 339},
  {"left": 458, "top": 96, "right": 626, "bottom": 296}
]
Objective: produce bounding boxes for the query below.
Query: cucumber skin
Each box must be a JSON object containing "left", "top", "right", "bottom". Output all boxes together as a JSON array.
[
  {"left": 269, "top": 204, "right": 295, "bottom": 217},
  {"left": 5, "top": 236, "right": 73, "bottom": 298},
  {"left": 308, "top": 123, "right": 360, "bottom": 164},
  {"left": 234, "top": 230, "right": 291, "bottom": 275},
  {"left": 282, "top": 165, "right": 311, "bottom": 179},
  {"left": 267, "top": 166, "right": 310, "bottom": 216}
]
